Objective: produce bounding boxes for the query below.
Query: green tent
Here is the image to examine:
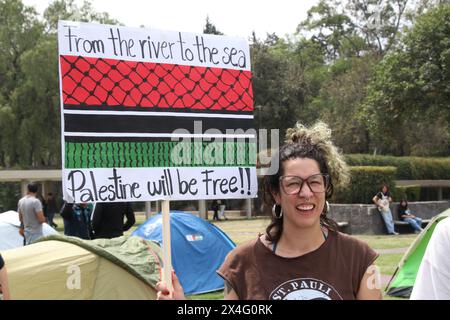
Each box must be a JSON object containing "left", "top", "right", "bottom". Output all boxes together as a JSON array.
[
  {"left": 2, "top": 234, "right": 162, "bottom": 300},
  {"left": 386, "top": 208, "right": 450, "bottom": 298}
]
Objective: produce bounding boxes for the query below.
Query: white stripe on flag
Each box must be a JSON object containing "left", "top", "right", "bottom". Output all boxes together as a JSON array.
[
  {"left": 64, "top": 132, "right": 256, "bottom": 139},
  {"left": 63, "top": 110, "right": 253, "bottom": 119}
]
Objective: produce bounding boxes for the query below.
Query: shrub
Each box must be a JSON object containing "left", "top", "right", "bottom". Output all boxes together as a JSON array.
[
  {"left": 393, "top": 185, "right": 421, "bottom": 202},
  {"left": 0, "top": 182, "right": 21, "bottom": 212},
  {"left": 345, "top": 154, "right": 450, "bottom": 179},
  {"left": 332, "top": 166, "right": 397, "bottom": 204}
]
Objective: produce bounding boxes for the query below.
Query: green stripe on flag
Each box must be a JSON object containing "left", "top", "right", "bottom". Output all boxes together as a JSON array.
[{"left": 65, "top": 141, "right": 257, "bottom": 168}]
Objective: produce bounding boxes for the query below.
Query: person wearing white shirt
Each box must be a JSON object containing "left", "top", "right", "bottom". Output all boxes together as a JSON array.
[{"left": 410, "top": 217, "right": 450, "bottom": 300}]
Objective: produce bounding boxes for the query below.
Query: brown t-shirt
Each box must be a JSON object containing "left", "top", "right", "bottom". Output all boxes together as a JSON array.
[{"left": 217, "top": 231, "right": 378, "bottom": 300}]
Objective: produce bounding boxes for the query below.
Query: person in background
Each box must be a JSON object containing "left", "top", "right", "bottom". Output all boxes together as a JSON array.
[
  {"left": 157, "top": 121, "right": 381, "bottom": 300},
  {"left": 410, "top": 217, "right": 450, "bottom": 299},
  {"left": 373, "top": 184, "right": 399, "bottom": 235},
  {"left": 211, "top": 200, "right": 220, "bottom": 221},
  {"left": 44, "top": 192, "right": 58, "bottom": 228},
  {"left": 91, "top": 202, "right": 135, "bottom": 239},
  {"left": 60, "top": 202, "right": 92, "bottom": 240},
  {"left": 397, "top": 199, "right": 423, "bottom": 234},
  {"left": 218, "top": 200, "right": 228, "bottom": 220},
  {"left": 18, "top": 182, "right": 46, "bottom": 245},
  {"left": 0, "top": 253, "right": 10, "bottom": 300}
]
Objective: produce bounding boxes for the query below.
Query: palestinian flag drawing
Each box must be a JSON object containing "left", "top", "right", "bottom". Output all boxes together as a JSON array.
[{"left": 58, "top": 21, "right": 257, "bottom": 203}]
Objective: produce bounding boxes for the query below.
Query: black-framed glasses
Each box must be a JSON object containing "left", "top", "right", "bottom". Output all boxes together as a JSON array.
[{"left": 279, "top": 174, "right": 330, "bottom": 195}]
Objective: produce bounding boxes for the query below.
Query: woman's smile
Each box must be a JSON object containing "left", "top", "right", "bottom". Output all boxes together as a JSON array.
[{"left": 295, "top": 203, "right": 316, "bottom": 213}]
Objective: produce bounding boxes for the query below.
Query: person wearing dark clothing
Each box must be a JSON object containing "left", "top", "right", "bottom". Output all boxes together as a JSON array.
[
  {"left": 156, "top": 121, "right": 381, "bottom": 300},
  {"left": 398, "top": 199, "right": 423, "bottom": 233},
  {"left": 211, "top": 200, "right": 220, "bottom": 221},
  {"left": 60, "top": 202, "right": 92, "bottom": 239},
  {"left": 91, "top": 202, "right": 135, "bottom": 239},
  {"left": 44, "top": 193, "right": 58, "bottom": 228}
]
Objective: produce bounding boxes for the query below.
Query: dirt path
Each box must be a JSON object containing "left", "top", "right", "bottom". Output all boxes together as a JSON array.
[{"left": 375, "top": 247, "right": 408, "bottom": 254}]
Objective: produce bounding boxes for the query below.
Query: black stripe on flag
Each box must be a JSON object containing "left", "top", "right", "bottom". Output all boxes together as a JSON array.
[
  {"left": 64, "top": 113, "right": 255, "bottom": 134},
  {"left": 64, "top": 136, "right": 257, "bottom": 143}
]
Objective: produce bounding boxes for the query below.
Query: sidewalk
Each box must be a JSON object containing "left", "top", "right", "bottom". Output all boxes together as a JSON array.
[{"left": 375, "top": 247, "right": 408, "bottom": 255}]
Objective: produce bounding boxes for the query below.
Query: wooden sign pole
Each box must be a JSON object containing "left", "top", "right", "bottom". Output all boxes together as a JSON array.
[{"left": 161, "top": 200, "right": 173, "bottom": 296}]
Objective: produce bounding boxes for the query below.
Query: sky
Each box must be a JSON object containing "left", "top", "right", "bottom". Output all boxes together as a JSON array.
[{"left": 22, "top": 0, "right": 319, "bottom": 39}]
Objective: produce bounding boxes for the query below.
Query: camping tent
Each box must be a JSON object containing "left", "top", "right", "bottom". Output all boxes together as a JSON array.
[
  {"left": 132, "top": 211, "right": 236, "bottom": 295},
  {"left": 386, "top": 208, "right": 450, "bottom": 298},
  {"left": 0, "top": 210, "right": 58, "bottom": 251},
  {"left": 1, "top": 234, "right": 161, "bottom": 299}
]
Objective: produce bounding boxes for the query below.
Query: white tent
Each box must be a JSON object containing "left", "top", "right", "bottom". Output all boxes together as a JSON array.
[{"left": 0, "top": 210, "right": 58, "bottom": 251}]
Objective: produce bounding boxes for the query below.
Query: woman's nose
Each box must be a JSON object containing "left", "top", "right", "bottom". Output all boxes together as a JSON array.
[{"left": 298, "top": 180, "right": 314, "bottom": 198}]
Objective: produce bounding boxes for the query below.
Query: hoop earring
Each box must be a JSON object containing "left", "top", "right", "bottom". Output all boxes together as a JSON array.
[
  {"left": 272, "top": 204, "right": 283, "bottom": 219},
  {"left": 322, "top": 201, "right": 330, "bottom": 215}
]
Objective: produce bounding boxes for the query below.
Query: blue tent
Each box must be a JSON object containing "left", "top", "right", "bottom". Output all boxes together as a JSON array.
[{"left": 132, "top": 211, "right": 236, "bottom": 295}]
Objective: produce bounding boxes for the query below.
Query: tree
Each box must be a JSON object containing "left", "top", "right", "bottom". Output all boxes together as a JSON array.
[
  {"left": 43, "top": 0, "right": 120, "bottom": 33},
  {"left": 11, "top": 35, "right": 60, "bottom": 167},
  {"left": 0, "top": 0, "right": 120, "bottom": 168},
  {"left": 314, "top": 54, "right": 380, "bottom": 153},
  {"left": 0, "top": 0, "right": 43, "bottom": 167},
  {"left": 202, "top": 16, "right": 224, "bottom": 35},
  {"left": 411, "top": 0, "right": 450, "bottom": 18},
  {"left": 250, "top": 33, "right": 292, "bottom": 135},
  {"left": 363, "top": 4, "right": 450, "bottom": 155},
  {"left": 298, "top": 0, "right": 408, "bottom": 60},
  {"left": 346, "top": 0, "right": 408, "bottom": 54},
  {"left": 251, "top": 32, "right": 328, "bottom": 139}
]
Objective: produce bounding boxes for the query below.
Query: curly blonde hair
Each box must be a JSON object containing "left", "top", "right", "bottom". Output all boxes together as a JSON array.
[
  {"left": 264, "top": 121, "right": 350, "bottom": 242},
  {"left": 284, "top": 121, "right": 350, "bottom": 189}
]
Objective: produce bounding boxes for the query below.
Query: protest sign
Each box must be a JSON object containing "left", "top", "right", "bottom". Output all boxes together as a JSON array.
[{"left": 58, "top": 21, "right": 257, "bottom": 203}]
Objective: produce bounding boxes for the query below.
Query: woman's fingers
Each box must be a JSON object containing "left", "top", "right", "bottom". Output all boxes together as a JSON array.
[
  {"left": 156, "top": 281, "right": 172, "bottom": 300},
  {"left": 156, "top": 271, "right": 186, "bottom": 300}
]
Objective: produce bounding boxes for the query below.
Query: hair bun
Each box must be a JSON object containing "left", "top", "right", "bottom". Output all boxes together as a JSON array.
[
  {"left": 285, "top": 122, "right": 332, "bottom": 145},
  {"left": 285, "top": 121, "right": 350, "bottom": 188}
]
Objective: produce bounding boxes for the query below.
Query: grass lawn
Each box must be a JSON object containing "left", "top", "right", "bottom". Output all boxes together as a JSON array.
[
  {"left": 52, "top": 214, "right": 416, "bottom": 300},
  {"left": 376, "top": 253, "right": 404, "bottom": 276},
  {"left": 211, "top": 217, "right": 269, "bottom": 245},
  {"left": 356, "top": 235, "right": 417, "bottom": 250}
]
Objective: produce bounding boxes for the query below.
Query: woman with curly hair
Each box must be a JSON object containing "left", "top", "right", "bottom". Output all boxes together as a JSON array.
[{"left": 157, "top": 122, "right": 381, "bottom": 300}]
